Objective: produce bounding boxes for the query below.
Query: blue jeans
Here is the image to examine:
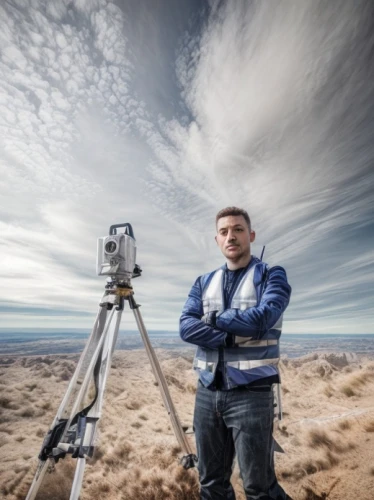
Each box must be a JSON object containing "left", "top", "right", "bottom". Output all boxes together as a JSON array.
[{"left": 193, "top": 383, "right": 288, "bottom": 500}]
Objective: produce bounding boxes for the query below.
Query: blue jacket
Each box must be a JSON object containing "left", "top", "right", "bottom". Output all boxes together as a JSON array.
[{"left": 179, "top": 257, "right": 291, "bottom": 389}]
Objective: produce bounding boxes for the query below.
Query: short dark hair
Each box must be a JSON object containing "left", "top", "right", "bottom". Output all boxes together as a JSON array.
[{"left": 215, "top": 207, "right": 251, "bottom": 229}]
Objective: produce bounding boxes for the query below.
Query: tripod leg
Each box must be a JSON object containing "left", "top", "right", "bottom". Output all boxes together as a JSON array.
[
  {"left": 70, "top": 458, "right": 86, "bottom": 500},
  {"left": 129, "top": 295, "right": 197, "bottom": 468},
  {"left": 25, "top": 306, "right": 109, "bottom": 500},
  {"left": 68, "top": 307, "right": 123, "bottom": 499},
  {"left": 26, "top": 297, "right": 120, "bottom": 500}
]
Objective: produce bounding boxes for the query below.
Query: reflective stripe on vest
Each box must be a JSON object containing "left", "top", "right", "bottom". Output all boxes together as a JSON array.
[
  {"left": 227, "top": 358, "right": 279, "bottom": 370},
  {"left": 194, "top": 357, "right": 279, "bottom": 371},
  {"left": 236, "top": 339, "right": 279, "bottom": 347},
  {"left": 194, "top": 359, "right": 216, "bottom": 372}
]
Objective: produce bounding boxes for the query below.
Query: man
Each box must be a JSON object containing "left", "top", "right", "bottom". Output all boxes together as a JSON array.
[{"left": 180, "top": 207, "right": 291, "bottom": 500}]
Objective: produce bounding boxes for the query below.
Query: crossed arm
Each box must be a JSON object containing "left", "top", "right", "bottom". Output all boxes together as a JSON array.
[{"left": 179, "top": 266, "right": 291, "bottom": 349}]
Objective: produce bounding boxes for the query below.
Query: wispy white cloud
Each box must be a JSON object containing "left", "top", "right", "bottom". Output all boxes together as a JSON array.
[{"left": 0, "top": 0, "right": 373, "bottom": 334}]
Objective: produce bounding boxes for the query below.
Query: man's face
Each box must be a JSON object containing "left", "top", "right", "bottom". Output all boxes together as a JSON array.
[{"left": 215, "top": 215, "right": 255, "bottom": 263}]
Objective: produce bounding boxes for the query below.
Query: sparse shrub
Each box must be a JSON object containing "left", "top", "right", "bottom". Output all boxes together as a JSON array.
[
  {"left": 308, "top": 428, "right": 333, "bottom": 448},
  {"left": 25, "top": 383, "right": 38, "bottom": 391},
  {"left": 280, "top": 450, "right": 339, "bottom": 481},
  {"left": 165, "top": 374, "right": 185, "bottom": 390},
  {"left": 348, "top": 372, "right": 368, "bottom": 388},
  {"left": 340, "top": 385, "right": 355, "bottom": 397},
  {"left": 364, "top": 419, "right": 374, "bottom": 432},
  {"left": 139, "top": 413, "right": 149, "bottom": 420},
  {"left": 0, "top": 396, "right": 12, "bottom": 408},
  {"left": 36, "top": 428, "right": 45, "bottom": 437},
  {"left": 307, "top": 427, "right": 354, "bottom": 453},
  {"left": 122, "top": 467, "right": 199, "bottom": 500},
  {"left": 186, "top": 383, "right": 197, "bottom": 394},
  {"left": 17, "top": 458, "right": 76, "bottom": 499},
  {"left": 0, "top": 425, "right": 13, "bottom": 434},
  {"left": 125, "top": 400, "right": 142, "bottom": 410},
  {"left": 89, "top": 446, "right": 105, "bottom": 464},
  {"left": 171, "top": 445, "right": 182, "bottom": 457},
  {"left": 59, "top": 369, "right": 72, "bottom": 381},
  {"left": 337, "top": 419, "right": 352, "bottom": 430},
  {"left": 369, "top": 466, "right": 374, "bottom": 476},
  {"left": 2, "top": 467, "right": 30, "bottom": 496},
  {"left": 323, "top": 383, "right": 334, "bottom": 398},
  {"left": 40, "top": 401, "right": 52, "bottom": 410},
  {"left": 14, "top": 464, "right": 29, "bottom": 474},
  {"left": 15, "top": 435, "right": 25, "bottom": 442},
  {"left": 114, "top": 441, "right": 133, "bottom": 461},
  {"left": 97, "top": 481, "right": 111, "bottom": 494},
  {"left": 131, "top": 421, "right": 142, "bottom": 429},
  {"left": 17, "top": 407, "right": 35, "bottom": 418},
  {"left": 302, "top": 485, "right": 328, "bottom": 499}
]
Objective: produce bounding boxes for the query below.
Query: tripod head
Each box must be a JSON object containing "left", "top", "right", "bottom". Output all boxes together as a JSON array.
[{"left": 96, "top": 223, "right": 141, "bottom": 283}]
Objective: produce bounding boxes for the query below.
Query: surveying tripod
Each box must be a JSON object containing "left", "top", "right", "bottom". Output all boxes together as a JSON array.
[{"left": 26, "top": 224, "right": 197, "bottom": 500}]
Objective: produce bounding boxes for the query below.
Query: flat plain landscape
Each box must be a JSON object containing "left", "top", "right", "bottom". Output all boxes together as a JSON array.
[{"left": 1, "top": 344, "right": 374, "bottom": 499}]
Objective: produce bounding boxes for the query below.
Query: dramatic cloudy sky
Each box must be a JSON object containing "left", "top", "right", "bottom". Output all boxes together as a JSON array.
[{"left": 1, "top": 0, "right": 373, "bottom": 334}]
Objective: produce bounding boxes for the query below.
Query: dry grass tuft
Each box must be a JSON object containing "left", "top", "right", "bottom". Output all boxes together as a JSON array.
[
  {"left": 302, "top": 486, "right": 327, "bottom": 500},
  {"left": 337, "top": 418, "right": 352, "bottom": 431},
  {"left": 339, "top": 369, "right": 374, "bottom": 397},
  {"left": 186, "top": 383, "right": 197, "bottom": 394},
  {"left": 364, "top": 419, "right": 374, "bottom": 432},
  {"left": 25, "top": 382, "right": 38, "bottom": 391},
  {"left": 118, "top": 467, "right": 199, "bottom": 500},
  {"left": 125, "top": 400, "right": 142, "bottom": 410},
  {"left": 0, "top": 395, "right": 12, "bottom": 408},
  {"left": 101, "top": 440, "right": 134, "bottom": 470},
  {"left": 0, "top": 425, "right": 13, "bottom": 434},
  {"left": 307, "top": 427, "right": 354, "bottom": 453},
  {"left": 130, "top": 421, "right": 142, "bottom": 429},
  {"left": 40, "top": 400, "right": 52, "bottom": 411},
  {"left": 1, "top": 462, "right": 31, "bottom": 497},
  {"left": 280, "top": 450, "right": 340, "bottom": 481},
  {"left": 18, "top": 459, "right": 76, "bottom": 500},
  {"left": 16, "top": 406, "right": 36, "bottom": 418},
  {"left": 340, "top": 385, "right": 356, "bottom": 397},
  {"left": 113, "top": 441, "right": 133, "bottom": 461},
  {"left": 323, "top": 383, "right": 334, "bottom": 398},
  {"left": 165, "top": 374, "right": 185, "bottom": 390}
]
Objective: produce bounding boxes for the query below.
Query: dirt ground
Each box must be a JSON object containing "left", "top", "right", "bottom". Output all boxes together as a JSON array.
[{"left": 1, "top": 349, "right": 374, "bottom": 499}]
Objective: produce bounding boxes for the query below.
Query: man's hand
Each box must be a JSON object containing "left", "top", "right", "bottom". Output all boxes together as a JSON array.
[
  {"left": 203, "top": 313, "right": 251, "bottom": 347},
  {"left": 203, "top": 311, "right": 217, "bottom": 327}
]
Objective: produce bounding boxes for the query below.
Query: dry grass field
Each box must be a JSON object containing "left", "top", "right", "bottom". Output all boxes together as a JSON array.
[{"left": 1, "top": 349, "right": 374, "bottom": 499}]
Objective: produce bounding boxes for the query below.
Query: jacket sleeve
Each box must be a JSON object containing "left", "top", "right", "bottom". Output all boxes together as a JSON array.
[
  {"left": 215, "top": 266, "right": 291, "bottom": 339},
  {"left": 179, "top": 277, "right": 229, "bottom": 348}
]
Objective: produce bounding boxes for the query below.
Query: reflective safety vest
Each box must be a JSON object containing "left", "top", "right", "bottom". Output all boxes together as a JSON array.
[{"left": 193, "top": 263, "right": 283, "bottom": 391}]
